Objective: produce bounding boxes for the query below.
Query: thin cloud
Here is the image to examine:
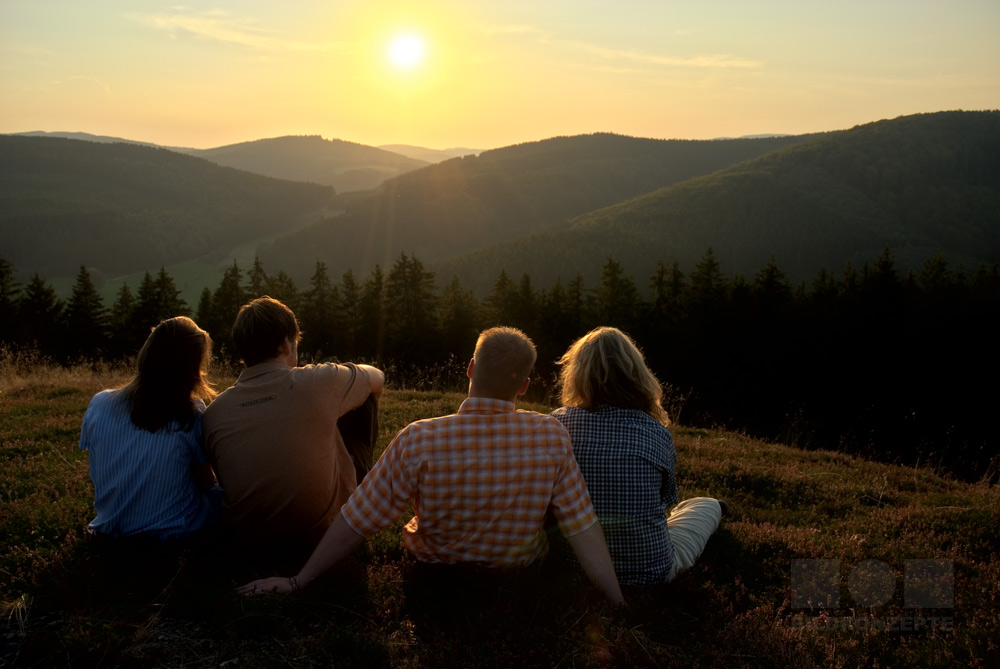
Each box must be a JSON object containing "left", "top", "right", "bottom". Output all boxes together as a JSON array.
[
  {"left": 480, "top": 24, "right": 544, "bottom": 35},
  {"left": 581, "top": 43, "right": 763, "bottom": 69},
  {"left": 133, "top": 8, "right": 340, "bottom": 54}
]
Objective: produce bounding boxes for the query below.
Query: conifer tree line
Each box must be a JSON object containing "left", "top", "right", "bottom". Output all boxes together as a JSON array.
[{"left": 1, "top": 250, "right": 997, "bottom": 481}]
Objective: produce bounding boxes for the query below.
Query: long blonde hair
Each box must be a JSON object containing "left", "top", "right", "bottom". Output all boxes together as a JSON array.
[{"left": 558, "top": 327, "right": 670, "bottom": 426}]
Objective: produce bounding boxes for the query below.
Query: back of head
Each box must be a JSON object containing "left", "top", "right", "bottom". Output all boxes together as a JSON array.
[
  {"left": 127, "top": 316, "right": 215, "bottom": 432},
  {"left": 232, "top": 296, "right": 300, "bottom": 367},
  {"left": 471, "top": 327, "right": 537, "bottom": 400},
  {"left": 558, "top": 327, "right": 669, "bottom": 425}
]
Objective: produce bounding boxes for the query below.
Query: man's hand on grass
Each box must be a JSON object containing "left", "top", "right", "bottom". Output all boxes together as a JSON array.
[{"left": 237, "top": 577, "right": 295, "bottom": 596}]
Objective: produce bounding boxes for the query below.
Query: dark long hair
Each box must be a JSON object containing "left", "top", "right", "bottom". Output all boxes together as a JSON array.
[{"left": 123, "top": 316, "right": 216, "bottom": 432}]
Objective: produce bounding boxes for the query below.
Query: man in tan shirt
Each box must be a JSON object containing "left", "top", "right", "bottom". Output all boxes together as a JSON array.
[{"left": 204, "top": 297, "right": 384, "bottom": 548}]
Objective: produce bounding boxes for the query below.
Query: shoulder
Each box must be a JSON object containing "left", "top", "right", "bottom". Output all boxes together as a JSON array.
[
  {"left": 85, "top": 388, "right": 125, "bottom": 415},
  {"left": 513, "top": 410, "right": 573, "bottom": 443},
  {"left": 292, "top": 362, "right": 364, "bottom": 385}
]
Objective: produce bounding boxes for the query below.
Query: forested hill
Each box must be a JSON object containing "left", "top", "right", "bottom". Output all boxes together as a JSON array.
[
  {"left": 178, "top": 136, "right": 430, "bottom": 192},
  {"left": 435, "top": 111, "right": 1000, "bottom": 292},
  {"left": 0, "top": 136, "right": 335, "bottom": 277},
  {"left": 259, "top": 132, "right": 820, "bottom": 279}
]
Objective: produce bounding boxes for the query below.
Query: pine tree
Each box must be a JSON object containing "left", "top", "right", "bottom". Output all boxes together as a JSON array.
[
  {"left": 688, "top": 248, "right": 726, "bottom": 312},
  {"left": 384, "top": 253, "right": 438, "bottom": 364},
  {"left": 484, "top": 270, "right": 518, "bottom": 327},
  {"left": 594, "top": 256, "right": 640, "bottom": 331},
  {"left": 156, "top": 267, "right": 189, "bottom": 317},
  {"left": 195, "top": 287, "right": 214, "bottom": 337},
  {"left": 16, "top": 274, "right": 63, "bottom": 357},
  {"left": 438, "top": 276, "right": 481, "bottom": 357},
  {"left": 211, "top": 260, "right": 248, "bottom": 359},
  {"left": 247, "top": 256, "right": 268, "bottom": 299},
  {"left": 512, "top": 273, "right": 539, "bottom": 334},
  {"left": 338, "top": 269, "right": 361, "bottom": 358},
  {"left": 301, "top": 261, "right": 340, "bottom": 358},
  {"left": 0, "top": 257, "right": 21, "bottom": 344},
  {"left": 64, "top": 265, "right": 109, "bottom": 359},
  {"left": 108, "top": 282, "right": 140, "bottom": 358},
  {"left": 264, "top": 270, "right": 300, "bottom": 313},
  {"left": 358, "top": 265, "right": 385, "bottom": 361}
]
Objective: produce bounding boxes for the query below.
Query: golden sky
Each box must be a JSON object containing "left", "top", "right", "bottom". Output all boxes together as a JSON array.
[{"left": 1, "top": 0, "right": 998, "bottom": 150}]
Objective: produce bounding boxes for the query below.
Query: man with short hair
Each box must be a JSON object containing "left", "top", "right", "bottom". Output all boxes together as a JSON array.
[
  {"left": 204, "top": 296, "right": 384, "bottom": 548},
  {"left": 237, "top": 327, "right": 625, "bottom": 605}
]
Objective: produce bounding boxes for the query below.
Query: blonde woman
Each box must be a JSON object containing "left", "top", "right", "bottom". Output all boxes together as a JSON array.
[
  {"left": 80, "top": 316, "right": 220, "bottom": 540},
  {"left": 551, "top": 327, "right": 724, "bottom": 585}
]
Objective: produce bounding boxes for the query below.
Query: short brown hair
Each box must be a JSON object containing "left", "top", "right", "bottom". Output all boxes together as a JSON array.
[
  {"left": 232, "top": 296, "right": 301, "bottom": 366},
  {"left": 471, "top": 327, "right": 537, "bottom": 399}
]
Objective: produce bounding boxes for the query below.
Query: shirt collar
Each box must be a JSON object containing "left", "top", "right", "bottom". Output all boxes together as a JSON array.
[
  {"left": 458, "top": 396, "right": 516, "bottom": 414},
  {"left": 236, "top": 361, "right": 290, "bottom": 383}
]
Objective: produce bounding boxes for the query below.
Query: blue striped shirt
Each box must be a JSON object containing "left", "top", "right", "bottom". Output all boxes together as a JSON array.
[
  {"left": 551, "top": 405, "right": 678, "bottom": 585},
  {"left": 79, "top": 389, "right": 216, "bottom": 540}
]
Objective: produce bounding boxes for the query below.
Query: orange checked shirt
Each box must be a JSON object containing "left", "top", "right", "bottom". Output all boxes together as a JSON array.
[{"left": 341, "top": 396, "right": 599, "bottom": 568}]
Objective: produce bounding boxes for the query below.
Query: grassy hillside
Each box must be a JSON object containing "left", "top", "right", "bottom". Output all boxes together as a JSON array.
[
  {"left": 260, "top": 132, "right": 820, "bottom": 281},
  {"left": 436, "top": 111, "right": 1000, "bottom": 291},
  {"left": 0, "top": 136, "right": 336, "bottom": 278},
  {"left": 2, "top": 357, "right": 997, "bottom": 667},
  {"left": 182, "top": 136, "right": 429, "bottom": 193}
]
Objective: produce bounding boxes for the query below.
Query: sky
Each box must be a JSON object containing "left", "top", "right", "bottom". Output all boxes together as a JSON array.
[{"left": 2, "top": 0, "right": 998, "bottom": 151}]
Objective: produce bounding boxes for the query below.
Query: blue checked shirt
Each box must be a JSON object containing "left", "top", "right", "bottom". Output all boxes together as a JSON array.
[
  {"left": 79, "top": 389, "right": 216, "bottom": 540},
  {"left": 551, "top": 405, "right": 678, "bottom": 585}
]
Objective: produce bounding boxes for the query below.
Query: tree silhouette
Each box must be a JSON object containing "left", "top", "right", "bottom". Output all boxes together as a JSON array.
[
  {"left": 16, "top": 274, "right": 63, "bottom": 357},
  {"left": 64, "top": 265, "right": 108, "bottom": 360},
  {"left": 300, "top": 261, "right": 340, "bottom": 359},
  {"left": 0, "top": 257, "right": 20, "bottom": 344},
  {"left": 108, "top": 282, "right": 138, "bottom": 358},
  {"left": 384, "top": 253, "right": 438, "bottom": 365}
]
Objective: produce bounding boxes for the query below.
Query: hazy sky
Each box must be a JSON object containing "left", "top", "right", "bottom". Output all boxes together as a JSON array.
[{"left": 2, "top": 0, "right": 998, "bottom": 150}]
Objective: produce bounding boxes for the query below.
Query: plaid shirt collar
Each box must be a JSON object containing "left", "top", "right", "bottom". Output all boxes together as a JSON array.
[{"left": 457, "top": 396, "right": 516, "bottom": 414}]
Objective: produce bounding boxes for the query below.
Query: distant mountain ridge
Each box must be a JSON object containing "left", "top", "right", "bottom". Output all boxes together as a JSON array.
[
  {"left": 378, "top": 144, "right": 482, "bottom": 163},
  {"left": 177, "top": 136, "right": 429, "bottom": 192},
  {"left": 0, "top": 135, "right": 334, "bottom": 277},
  {"left": 260, "top": 132, "right": 822, "bottom": 279},
  {"left": 434, "top": 111, "right": 1000, "bottom": 292},
  {"left": 11, "top": 131, "right": 437, "bottom": 192},
  {"left": 4, "top": 112, "right": 997, "bottom": 301}
]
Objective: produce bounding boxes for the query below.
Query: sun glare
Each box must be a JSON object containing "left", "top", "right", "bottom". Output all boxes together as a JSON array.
[{"left": 387, "top": 33, "right": 427, "bottom": 70}]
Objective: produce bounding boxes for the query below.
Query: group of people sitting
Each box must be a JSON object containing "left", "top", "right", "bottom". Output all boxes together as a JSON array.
[{"left": 79, "top": 296, "right": 725, "bottom": 606}]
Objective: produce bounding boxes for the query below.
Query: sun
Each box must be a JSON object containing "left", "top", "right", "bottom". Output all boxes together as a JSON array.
[{"left": 387, "top": 33, "right": 427, "bottom": 71}]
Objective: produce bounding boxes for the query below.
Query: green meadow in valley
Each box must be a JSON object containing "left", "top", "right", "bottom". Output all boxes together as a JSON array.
[{"left": 2, "top": 353, "right": 998, "bottom": 667}]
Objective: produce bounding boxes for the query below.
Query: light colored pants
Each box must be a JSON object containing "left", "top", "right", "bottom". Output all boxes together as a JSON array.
[{"left": 667, "top": 497, "right": 723, "bottom": 580}]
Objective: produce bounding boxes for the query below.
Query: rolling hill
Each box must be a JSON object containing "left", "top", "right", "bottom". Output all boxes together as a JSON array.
[
  {"left": 434, "top": 111, "right": 1000, "bottom": 292},
  {"left": 0, "top": 135, "right": 335, "bottom": 278},
  {"left": 377, "top": 144, "right": 482, "bottom": 163},
  {"left": 259, "top": 132, "right": 822, "bottom": 280},
  {"left": 178, "top": 136, "right": 430, "bottom": 192}
]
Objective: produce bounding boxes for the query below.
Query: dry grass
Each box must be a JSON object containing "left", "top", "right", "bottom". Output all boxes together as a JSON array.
[{"left": 2, "top": 362, "right": 998, "bottom": 667}]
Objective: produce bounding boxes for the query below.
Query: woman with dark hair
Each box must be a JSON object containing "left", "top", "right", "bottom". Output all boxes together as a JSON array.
[
  {"left": 551, "top": 326, "right": 724, "bottom": 586},
  {"left": 79, "top": 316, "right": 220, "bottom": 540}
]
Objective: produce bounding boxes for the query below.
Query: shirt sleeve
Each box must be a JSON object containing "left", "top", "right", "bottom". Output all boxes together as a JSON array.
[
  {"left": 340, "top": 428, "right": 417, "bottom": 536},
  {"left": 189, "top": 411, "right": 208, "bottom": 465},
  {"left": 335, "top": 363, "right": 373, "bottom": 415},
  {"left": 79, "top": 392, "right": 104, "bottom": 451},
  {"left": 548, "top": 428, "right": 599, "bottom": 538}
]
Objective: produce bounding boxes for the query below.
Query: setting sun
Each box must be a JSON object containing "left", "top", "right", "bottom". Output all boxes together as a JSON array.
[{"left": 387, "top": 33, "right": 427, "bottom": 70}]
